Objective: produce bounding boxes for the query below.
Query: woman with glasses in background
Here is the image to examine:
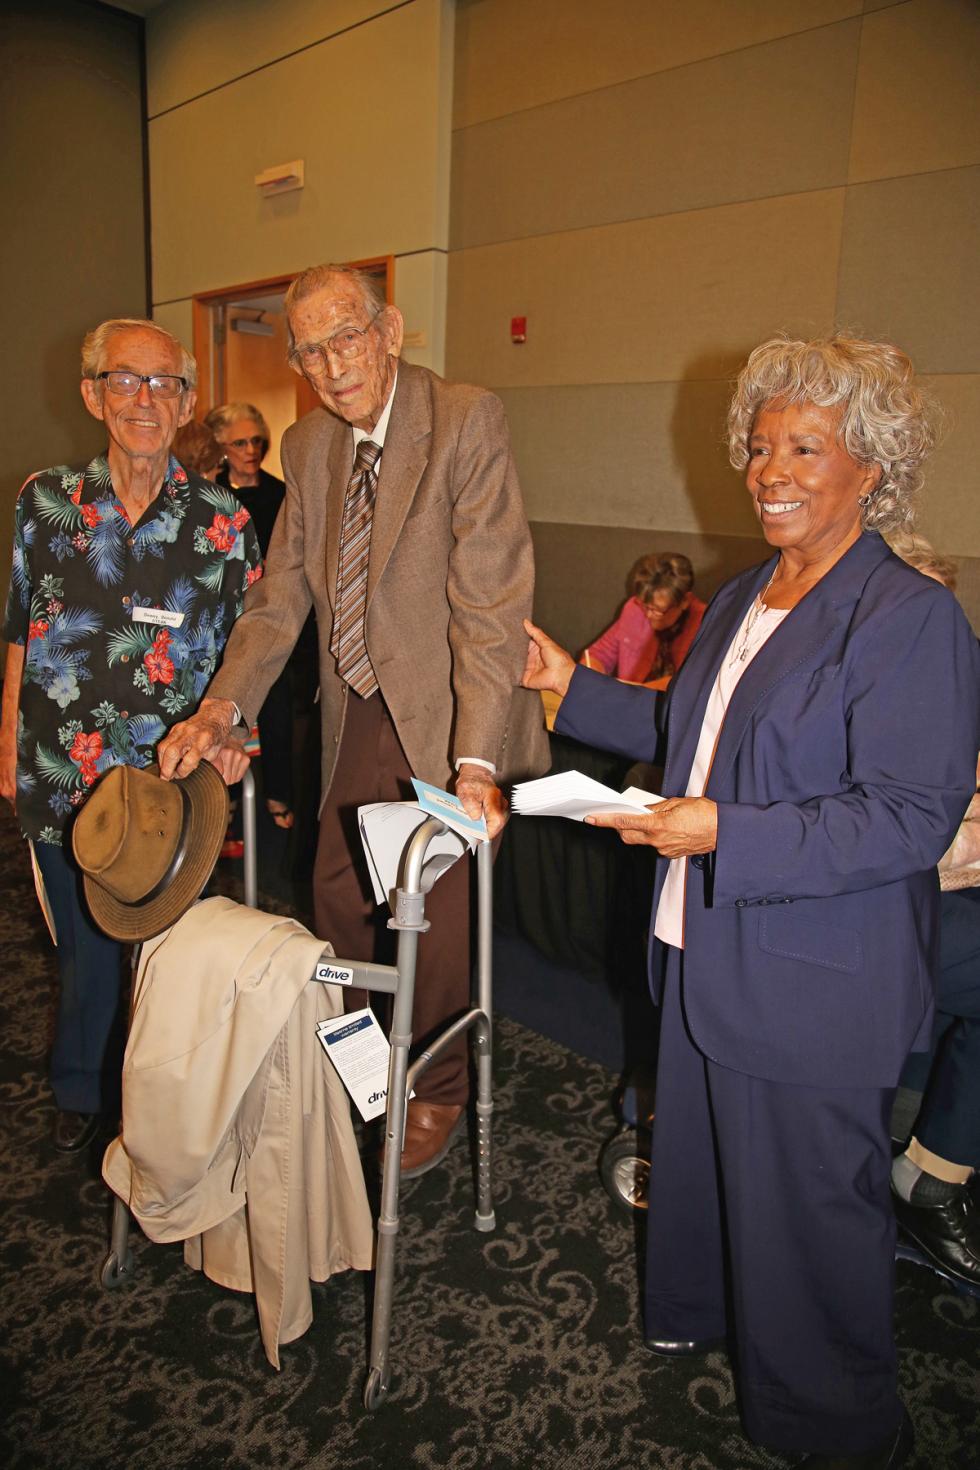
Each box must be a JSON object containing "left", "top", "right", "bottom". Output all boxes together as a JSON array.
[{"left": 205, "top": 402, "right": 298, "bottom": 833}]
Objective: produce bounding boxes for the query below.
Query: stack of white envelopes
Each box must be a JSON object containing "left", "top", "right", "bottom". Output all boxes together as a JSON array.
[{"left": 511, "top": 770, "right": 662, "bottom": 822}]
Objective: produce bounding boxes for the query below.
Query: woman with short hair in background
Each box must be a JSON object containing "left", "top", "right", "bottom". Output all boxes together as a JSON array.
[
  {"left": 582, "top": 551, "right": 705, "bottom": 683},
  {"left": 205, "top": 402, "right": 296, "bottom": 832}
]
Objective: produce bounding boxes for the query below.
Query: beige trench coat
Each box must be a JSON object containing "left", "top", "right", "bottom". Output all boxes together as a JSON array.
[{"left": 103, "top": 897, "right": 374, "bottom": 1368}]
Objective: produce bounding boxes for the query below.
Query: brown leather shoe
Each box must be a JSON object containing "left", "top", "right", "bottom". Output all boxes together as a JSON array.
[{"left": 395, "top": 1101, "right": 466, "bottom": 1179}]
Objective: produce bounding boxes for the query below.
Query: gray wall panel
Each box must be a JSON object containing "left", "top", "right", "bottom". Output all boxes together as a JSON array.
[{"left": 452, "top": 21, "right": 859, "bottom": 250}]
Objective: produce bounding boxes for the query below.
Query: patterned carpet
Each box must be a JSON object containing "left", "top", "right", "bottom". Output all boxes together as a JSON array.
[{"left": 0, "top": 803, "right": 977, "bottom": 1470}]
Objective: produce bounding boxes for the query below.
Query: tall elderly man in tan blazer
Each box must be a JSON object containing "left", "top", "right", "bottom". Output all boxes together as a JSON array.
[{"left": 160, "top": 264, "right": 548, "bottom": 1175}]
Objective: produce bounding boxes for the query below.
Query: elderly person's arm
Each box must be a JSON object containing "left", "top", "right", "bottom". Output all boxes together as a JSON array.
[
  {"left": 159, "top": 444, "right": 310, "bottom": 782},
  {"left": 444, "top": 393, "right": 538, "bottom": 839},
  {"left": 0, "top": 642, "right": 24, "bottom": 805},
  {"left": 523, "top": 617, "right": 668, "bottom": 767}
]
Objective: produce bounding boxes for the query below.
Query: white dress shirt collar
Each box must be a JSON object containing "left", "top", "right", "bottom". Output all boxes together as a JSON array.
[{"left": 352, "top": 369, "right": 398, "bottom": 453}]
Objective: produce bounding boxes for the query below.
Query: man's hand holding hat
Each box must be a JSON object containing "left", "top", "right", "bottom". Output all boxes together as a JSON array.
[{"left": 158, "top": 697, "right": 240, "bottom": 782}]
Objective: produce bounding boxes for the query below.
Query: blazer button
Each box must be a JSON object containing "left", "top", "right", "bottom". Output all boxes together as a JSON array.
[
  {"left": 759, "top": 897, "right": 769, "bottom": 906},
  {"left": 691, "top": 855, "right": 705, "bottom": 870},
  {"left": 735, "top": 898, "right": 747, "bottom": 908}
]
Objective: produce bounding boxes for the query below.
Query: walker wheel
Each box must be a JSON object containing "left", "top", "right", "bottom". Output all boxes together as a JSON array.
[
  {"left": 363, "top": 1368, "right": 389, "bottom": 1411},
  {"left": 100, "top": 1248, "right": 135, "bottom": 1289},
  {"left": 599, "top": 1129, "right": 651, "bottom": 1213}
]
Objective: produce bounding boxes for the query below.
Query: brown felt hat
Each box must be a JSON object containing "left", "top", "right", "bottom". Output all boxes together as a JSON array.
[{"left": 72, "top": 761, "right": 229, "bottom": 942}]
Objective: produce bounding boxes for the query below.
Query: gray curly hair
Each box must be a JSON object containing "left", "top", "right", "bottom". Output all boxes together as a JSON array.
[
  {"left": 203, "top": 401, "right": 271, "bottom": 450},
  {"left": 80, "top": 318, "right": 197, "bottom": 391},
  {"left": 727, "top": 334, "right": 938, "bottom": 533}
]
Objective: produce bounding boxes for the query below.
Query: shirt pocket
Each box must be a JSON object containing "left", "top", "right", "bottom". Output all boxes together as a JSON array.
[{"left": 758, "top": 908, "right": 863, "bottom": 975}]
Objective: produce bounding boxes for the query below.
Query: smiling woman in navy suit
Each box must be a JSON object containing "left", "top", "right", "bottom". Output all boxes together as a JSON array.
[{"left": 523, "top": 336, "right": 980, "bottom": 1470}]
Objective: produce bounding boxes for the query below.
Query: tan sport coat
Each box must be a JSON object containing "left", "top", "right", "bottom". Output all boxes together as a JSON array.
[
  {"left": 103, "top": 897, "right": 374, "bottom": 1369},
  {"left": 209, "top": 361, "right": 549, "bottom": 804}
]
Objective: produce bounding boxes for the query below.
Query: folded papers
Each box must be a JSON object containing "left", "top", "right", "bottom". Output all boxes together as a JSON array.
[
  {"left": 358, "top": 784, "right": 484, "bottom": 909},
  {"left": 511, "top": 770, "right": 663, "bottom": 822}
]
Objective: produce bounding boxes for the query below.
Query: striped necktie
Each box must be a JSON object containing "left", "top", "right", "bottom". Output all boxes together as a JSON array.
[{"left": 331, "top": 438, "right": 381, "bottom": 697}]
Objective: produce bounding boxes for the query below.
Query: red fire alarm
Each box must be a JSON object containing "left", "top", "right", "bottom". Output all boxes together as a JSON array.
[{"left": 510, "top": 316, "right": 527, "bottom": 344}]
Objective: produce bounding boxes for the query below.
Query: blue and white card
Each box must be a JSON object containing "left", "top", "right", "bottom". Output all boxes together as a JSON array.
[{"left": 411, "top": 778, "right": 489, "bottom": 842}]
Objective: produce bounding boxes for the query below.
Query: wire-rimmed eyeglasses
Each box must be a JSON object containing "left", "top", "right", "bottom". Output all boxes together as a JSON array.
[{"left": 287, "top": 313, "right": 382, "bottom": 376}]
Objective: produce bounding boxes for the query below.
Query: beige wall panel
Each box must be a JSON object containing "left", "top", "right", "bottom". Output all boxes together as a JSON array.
[
  {"left": 395, "top": 251, "right": 448, "bottom": 376},
  {"left": 529, "top": 522, "right": 764, "bottom": 654},
  {"left": 447, "top": 190, "right": 845, "bottom": 389},
  {"left": 149, "top": 2, "right": 446, "bottom": 306},
  {"left": 452, "top": 20, "right": 858, "bottom": 250},
  {"left": 453, "top": 0, "right": 861, "bottom": 129},
  {"left": 497, "top": 383, "right": 757, "bottom": 538},
  {"left": 152, "top": 302, "right": 195, "bottom": 362},
  {"left": 836, "top": 167, "right": 980, "bottom": 374},
  {"left": 849, "top": 0, "right": 980, "bottom": 182},
  {"left": 915, "top": 374, "right": 980, "bottom": 559},
  {"left": 147, "top": 0, "right": 395, "bottom": 117}
]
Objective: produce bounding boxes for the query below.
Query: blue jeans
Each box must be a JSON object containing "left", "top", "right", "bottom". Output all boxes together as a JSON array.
[{"left": 33, "top": 840, "right": 124, "bottom": 1114}]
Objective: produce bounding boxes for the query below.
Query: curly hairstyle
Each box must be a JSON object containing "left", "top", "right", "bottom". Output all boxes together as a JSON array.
[
  {"left": 727, "top": 334, "right": 939, "bottom": 533},
  {"left": 629, "top": 551, "right": 695, "bottom": 605}
]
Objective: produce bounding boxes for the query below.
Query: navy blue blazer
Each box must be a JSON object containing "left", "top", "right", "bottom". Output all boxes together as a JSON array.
[{"left": 557, "top": 533, "right": 980, "bottom": 1088}]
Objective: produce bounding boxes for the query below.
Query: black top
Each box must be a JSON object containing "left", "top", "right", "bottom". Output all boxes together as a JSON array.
[{"left": 216, "top": 467, "right": 285, "bottom": 558}]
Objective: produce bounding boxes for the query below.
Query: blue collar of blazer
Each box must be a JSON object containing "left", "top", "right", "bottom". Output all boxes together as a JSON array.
[{"left": 661, "top": 531, "right": 893, "bottom": 798}]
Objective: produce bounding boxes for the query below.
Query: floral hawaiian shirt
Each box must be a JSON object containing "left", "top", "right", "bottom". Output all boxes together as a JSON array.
[{"left": 2, "top": 453, "right": 262, "bottom": 844}]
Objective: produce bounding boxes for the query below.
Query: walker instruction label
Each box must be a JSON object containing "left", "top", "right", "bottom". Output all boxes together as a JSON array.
[{"left": 316, "top": 1007, "right": 396, "bottom": 1121}]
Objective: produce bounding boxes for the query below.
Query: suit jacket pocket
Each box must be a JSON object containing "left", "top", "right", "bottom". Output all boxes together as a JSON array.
[{"left": 758, "top": 908, "right": 862, "bottom": 975}]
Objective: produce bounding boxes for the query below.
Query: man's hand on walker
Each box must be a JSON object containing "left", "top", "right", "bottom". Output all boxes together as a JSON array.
[{"left": 455, "top": 764, "right": 509, "bottom": 841}]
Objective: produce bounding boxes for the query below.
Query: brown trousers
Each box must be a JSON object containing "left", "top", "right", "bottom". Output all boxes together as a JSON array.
[{"left": 313, "top": 689, "right": 470, "bottom": 1104}]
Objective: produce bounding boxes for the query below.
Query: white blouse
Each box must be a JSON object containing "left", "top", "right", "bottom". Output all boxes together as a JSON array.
[{"left": 654, "top": 594, "right": 789, "bottom": 950}]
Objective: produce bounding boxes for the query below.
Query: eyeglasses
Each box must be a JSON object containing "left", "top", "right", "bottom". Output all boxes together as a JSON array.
[
  {"left": 287, "top": 314, "right": 381, "bottom": 375},
  {"left": 97, "top": 371, "right": 188, "bottom": 399},
  {"left": 225, "top": 435, "right": 264, "bottom": 450}
]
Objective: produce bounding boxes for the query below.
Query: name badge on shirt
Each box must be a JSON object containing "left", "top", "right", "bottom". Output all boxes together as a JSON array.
[{"left": 132, "top": 606, "right": 185, "bottom": 629}]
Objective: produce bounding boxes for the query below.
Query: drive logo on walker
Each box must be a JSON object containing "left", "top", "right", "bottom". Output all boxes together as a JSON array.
[{"left": 316, "top": 961, "right": 354, "bottom": 986}]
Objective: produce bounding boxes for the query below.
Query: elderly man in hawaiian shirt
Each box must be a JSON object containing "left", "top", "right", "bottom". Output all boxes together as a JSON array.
[{"left": 0, "top": 317, "right": 261, "bottom": 1154}]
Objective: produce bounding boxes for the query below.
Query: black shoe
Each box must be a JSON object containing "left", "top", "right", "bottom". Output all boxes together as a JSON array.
[
  {"left": 52, "top": 1110, "right": 101, "bottom": 1154},
  {"left": 795, "top": 1407, "right": 913, "bottom": 1469},
  {"left": 644, "top": 1335, "right": 726, "bottom": 1357},
  {"left": 893, "top": 1183, "right": 980, "bottom": 1297}
]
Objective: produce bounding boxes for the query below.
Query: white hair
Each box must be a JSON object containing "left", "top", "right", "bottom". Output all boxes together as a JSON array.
[
  {"left": 728, "top": 334, "right": 939, "bottom": 533},
  {"left": 80, "top": 318, "right": 197, "bottom": 390}
]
